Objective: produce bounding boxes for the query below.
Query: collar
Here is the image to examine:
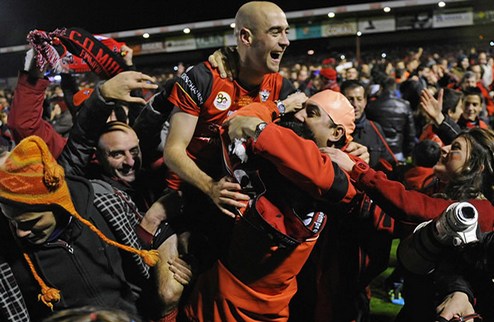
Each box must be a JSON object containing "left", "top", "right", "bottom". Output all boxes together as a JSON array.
[{"left": 355, "top": 114, "right": 367, "bottom": 129}]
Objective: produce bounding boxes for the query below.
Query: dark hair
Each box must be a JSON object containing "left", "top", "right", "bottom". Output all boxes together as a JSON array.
[
  {"left": 412, "top": 140, "right": 441, "bottom": 168},
  {"left": 460, "top": 71, "right": 476, "bottom": 84},
  {"left": 441, "top": 88, "right": 463, "bottom": 115},
  {"left": 340, "top": 80, "right": 367, "bottom": 97},
  {"left": 462, "top": 86, "right": 483, "bottom": 102},
  {"left": 444, "top": 128, "right": 494, "bottom": 203},
  {"left": 100, "top": 121, "right": 134, "bottom": 136},
  {"left": 400, "top": 79, "right": 424, "bottom": 111},
  {"left": 278, "top": 114, "right": 315, "bottom": 141}
]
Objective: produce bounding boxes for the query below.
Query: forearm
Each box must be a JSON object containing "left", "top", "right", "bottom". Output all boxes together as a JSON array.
[
  {"left": 58, "top": 85, "right": 114, "bottom": 175},
  {"left": 253, "top": 124, "right": 355, "bottom": 202},
  {"left": 164, "top": 146, "right": 213, "bottom": 195},
  {"left": 133, "top": 94, "right": 171, "bottom": 165},
  {"left": 9, "top": 71, "right": 67, "bottom": 158},
  {"left": 353, "top": 166, "right": 452, "bottom": 222},
  {"left": 433, "top": 115, "right": 461, "bottom": 145}
]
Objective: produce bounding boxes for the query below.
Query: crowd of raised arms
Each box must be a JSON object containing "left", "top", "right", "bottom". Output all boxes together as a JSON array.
[{"left": 0, "top": 2, "right": 494, "bottom": 322}]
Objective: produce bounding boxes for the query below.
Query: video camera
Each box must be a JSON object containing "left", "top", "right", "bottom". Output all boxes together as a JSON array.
[{"left": 397, "top": 202, "right": 479, "bottom": 275}]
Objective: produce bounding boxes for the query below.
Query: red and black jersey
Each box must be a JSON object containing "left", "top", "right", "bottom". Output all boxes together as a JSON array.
[{"left": 166, "top": 62, "right": 294, "bottom": 189}]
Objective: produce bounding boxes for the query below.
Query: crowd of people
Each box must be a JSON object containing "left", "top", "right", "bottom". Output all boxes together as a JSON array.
[{"left": 1, "top": 1, "right": 494, "bottom": 322}]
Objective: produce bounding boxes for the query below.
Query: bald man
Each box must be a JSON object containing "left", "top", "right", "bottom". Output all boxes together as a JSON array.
[
  {"left": 163, "top": 1, "right": 306, "bottom": 217},
  {"left": 140, "top": 2, "right": 307, "bottom": 320}
]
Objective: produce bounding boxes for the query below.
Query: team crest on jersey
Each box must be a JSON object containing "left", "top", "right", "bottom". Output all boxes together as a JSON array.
[
  {"left": 214, "top": 91, "right": 232, "bottom": 111},
  {"left": 259, "top": 89, "right": 271, "bottom": 102}
]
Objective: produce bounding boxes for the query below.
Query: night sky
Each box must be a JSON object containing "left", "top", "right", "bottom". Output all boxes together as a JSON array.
[{"left": 0, "top": 0, "right": 373, "bottom": 47}]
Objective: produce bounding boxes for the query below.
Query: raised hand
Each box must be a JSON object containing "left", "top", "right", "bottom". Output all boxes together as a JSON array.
[{"left": 100, "top": 71, "right": 158, "bottom": 105}]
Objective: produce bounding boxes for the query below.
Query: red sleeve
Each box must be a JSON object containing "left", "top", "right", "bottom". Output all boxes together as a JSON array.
[
  {"left": 252, "top": 123, "right": 356, "bottom": 204},
  {"left": 168, "top": 81, "right": 201, "bottom": 116},
  {"left": 8, "top": 72, "right": 67, "bottom": 158},
  {"left": 354, "top": 166, "right": 494, "bottom": 231},
  {"left": 224, "top": 102, "right": 279, "bottom": 123}
]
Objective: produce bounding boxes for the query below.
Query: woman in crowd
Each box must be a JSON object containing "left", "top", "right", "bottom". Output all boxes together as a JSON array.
[{"left": 323, "top": 126, "right": 494, "bottom": 321}]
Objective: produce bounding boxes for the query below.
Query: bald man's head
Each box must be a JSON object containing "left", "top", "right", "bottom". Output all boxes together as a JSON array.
[
  {"left": 233, "top": 1, "right": 290, "bottom": 81},
  {"left": 234, "top": 2, "right": 284, "bottom": 37}
]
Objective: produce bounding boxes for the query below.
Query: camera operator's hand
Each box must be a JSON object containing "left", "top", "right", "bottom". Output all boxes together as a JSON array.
[{"left": 436, "top": 292, "right": 475, "bottom": 321}]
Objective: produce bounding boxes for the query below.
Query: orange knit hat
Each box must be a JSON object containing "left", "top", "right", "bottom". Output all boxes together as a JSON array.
[
  {"left": 0, "top": 136, "right": 159, "bottom": 309},
  {"left": 307, "top": 89, "right": 355, "bottom": 142}
]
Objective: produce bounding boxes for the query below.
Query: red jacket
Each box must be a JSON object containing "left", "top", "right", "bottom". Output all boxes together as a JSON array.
[
  {"left": 184, "top": 123, "right": 356, "bottom": 322},
  {"left": 352, "top": 166, "right": 494, "bottom": 232},
  {"left": 8, "top": 72, "right": 67, "bottom": 158}
]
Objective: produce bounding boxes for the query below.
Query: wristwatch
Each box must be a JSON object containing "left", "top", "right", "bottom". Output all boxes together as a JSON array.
[
  {"left": 254, "top": 122, "right": 268, "bottom": 141},
  {"left": 276, "top": 100, "right": 286, "bottom": 117},
  {"left": 350, "top": 159, "right": 370, "bottom": 181}
]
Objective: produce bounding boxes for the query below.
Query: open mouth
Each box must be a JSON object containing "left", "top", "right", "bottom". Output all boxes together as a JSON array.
[
  {"left": 119, "top": 166, "right": 134, "bottom": 176},
  {"left": 270, "top": 52, "right": 282, "bottom": 60}
]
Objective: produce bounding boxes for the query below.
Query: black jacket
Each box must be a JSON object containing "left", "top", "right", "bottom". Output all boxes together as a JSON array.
[
  {"left": 366, "top": 92, "right": 417, "bottom": 158},
  {"left": 0, "top": 177, "right": 140, "bottom": 321},
  {"left": 352, "top": 114, "right": 396, "bottom": 169}
]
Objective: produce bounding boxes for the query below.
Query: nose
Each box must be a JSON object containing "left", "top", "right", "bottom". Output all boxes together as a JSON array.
[
  {"left": 441, "top": 145, "right": 451, "bottom": 157},
  {"left": 294, "top": 109, "right": 306, "bottom": 122},
  {"left": 280, "top": 31, "right": 290, "bottom": 48},
  {"left": 16, "top": 228, "right": 32, "bottom": 238},
  {"left": 123, "top": 151, "right": 135, "bottom": 166}
]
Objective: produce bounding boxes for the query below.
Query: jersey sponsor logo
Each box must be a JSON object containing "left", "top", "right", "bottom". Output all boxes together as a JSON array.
[
  {"left": 259, "top": 89, "right": 271, "bottom": 102},
  {"left": 180, "top": 72, "right": 204, "bottom": 105},
  {"left": 214, "top": 91, "right": 231, "bottom": 111}
]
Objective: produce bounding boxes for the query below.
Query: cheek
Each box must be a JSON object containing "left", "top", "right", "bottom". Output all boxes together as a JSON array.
[
  {"left": 446, "top": 152, "right": 465, "bottom": 170},
  {"left": 104, "top": 158, "right": 121, "bottom": 171},
  {"left": 449, "top": 152, "right": 462, "bottom": 161}
]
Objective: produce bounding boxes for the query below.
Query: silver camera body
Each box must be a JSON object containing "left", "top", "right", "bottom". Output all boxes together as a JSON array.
[{"left": 398, "top": 202, "right": 479, "bottom": 275}]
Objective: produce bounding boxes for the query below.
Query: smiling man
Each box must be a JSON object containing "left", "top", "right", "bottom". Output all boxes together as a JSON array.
[
  {"left": 163, "top": 1, "right": 307, "bottom": 217},
  {"left": 457, "top": 87, "right": 489, "bottom": 129},
  {"left": 96, "top": 121, "right": 142, "bottom": 184}
]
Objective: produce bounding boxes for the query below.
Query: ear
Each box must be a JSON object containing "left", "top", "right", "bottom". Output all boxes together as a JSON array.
[
  {"left": 330, "top": 125, "right": 346, "bottom": 142},
  {"left": 239, "top": 28, "right": 253, "bottom": 46}
]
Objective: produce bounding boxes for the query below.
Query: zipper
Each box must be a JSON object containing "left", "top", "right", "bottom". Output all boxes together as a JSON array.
[{"left": 44, "top": 239, "right": 74, "bottom": 254}]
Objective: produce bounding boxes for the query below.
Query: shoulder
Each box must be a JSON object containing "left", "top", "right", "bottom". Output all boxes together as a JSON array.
[
  {"left": 172, "top": 62, "right": 216, "bottom": 106},
  {"left": 90, "top": 179, "right": 115, "bottom": 195}
]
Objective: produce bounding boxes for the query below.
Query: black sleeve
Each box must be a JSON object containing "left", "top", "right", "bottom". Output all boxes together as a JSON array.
[
  {"left": 432, "top": 115, "right": 461, "bottom": 145},
  {"left": 133, "top": 77, "right": 178, "bottom": 166},
  {"left": 61, "top": 73, "right": 80, "bottom": 118},
  {"left": 403, "top": 102, "right": 417, "bottom": 157},
  {"left": 278, "top": 77, "right": 297, "bottom": 100},
  {"left": 57, "top": 84, "right": 114, "bottom": 176},
  {"left": 171, "top": 62, "right": 213, "bottom": 107},
  {"left": 433, "top": 257, "right": 475, "bottom": 304}
]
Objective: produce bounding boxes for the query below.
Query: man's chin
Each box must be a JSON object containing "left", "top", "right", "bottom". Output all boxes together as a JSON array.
[
  {"left": 116, "top": 172, "right": 136, "bottom": 183},
  {"left": 26, "top": 236, "right": 48, "bottom": 245}
]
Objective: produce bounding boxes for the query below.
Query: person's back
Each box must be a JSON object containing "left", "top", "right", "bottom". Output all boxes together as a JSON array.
[{"left": 366, "top": 77, "right": 416, "bottom": 161}]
